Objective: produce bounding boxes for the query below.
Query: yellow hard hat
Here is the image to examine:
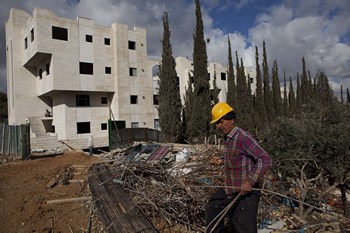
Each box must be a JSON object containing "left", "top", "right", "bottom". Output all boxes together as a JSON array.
[{"left": 210, "top": 102, "right": 234, "bottom": 124}]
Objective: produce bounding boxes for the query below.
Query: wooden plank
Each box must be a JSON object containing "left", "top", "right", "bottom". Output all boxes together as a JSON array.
[{"left": 47, "top": 196, "right": 92, "bottom": 205}]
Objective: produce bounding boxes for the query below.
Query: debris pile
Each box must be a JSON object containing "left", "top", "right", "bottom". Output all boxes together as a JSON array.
[{"left": 92, "top": 143, "right": 350, "bottom": 232}]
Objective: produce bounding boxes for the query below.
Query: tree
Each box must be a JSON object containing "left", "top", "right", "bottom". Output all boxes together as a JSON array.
[
  {"left": 262, "top": 40, "right": 274, "bottom": 121},
  {"left": 340, "top": 85, "right": 344, "bottom": 104},
  {"left": 158, "top": 12, "right": 182, "bottom": 142},
  {"left": 282, "top": 71, "right": 288, "bottom": 116},
  {"left": 271, "top": 60, "right": 282, "bottom": 118},
  {"left": 301, "top": 57, "right": 309, "bottom": 105},
  {"left": 315, "top": 72, "right": 335, "bottom": 106},
  {"left": 288, "top": 77, "right": 296, "bottom": 117},
  {"left": 190, "top": 0, "right": 211, "bottom": 142},
  {"left": 211, "top": 64, "right": 220, "bottom": 105},
  {"left": 183, "top": 73, "right": 194, "bottom": 141},
  {"left": 296, "top": 73, "right": 302, "bottom": 114},
  {"left": 254, "top": 46, "right": 267, "bottom": 128},
  {"left": 226, "top": 36, "right": 236, "bottom": 107}
]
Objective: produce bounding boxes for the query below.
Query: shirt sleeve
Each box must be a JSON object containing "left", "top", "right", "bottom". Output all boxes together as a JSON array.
[{"left": 244, "top": 134, "right": 272, "bottom": 185}]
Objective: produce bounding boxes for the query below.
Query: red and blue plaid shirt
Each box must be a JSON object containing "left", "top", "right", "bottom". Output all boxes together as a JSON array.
[{"left": 224, "top": 126, "right": 272, "bottom": 196}]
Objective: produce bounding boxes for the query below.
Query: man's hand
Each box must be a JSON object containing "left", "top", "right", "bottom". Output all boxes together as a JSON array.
[
  {"left": 209, "top": 156, "right": 223, "bottom": 165},
  {"left": 240, "top": 181, "right": 252, "bottom": 195}
]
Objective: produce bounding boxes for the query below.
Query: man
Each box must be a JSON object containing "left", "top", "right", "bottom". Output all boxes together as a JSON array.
[{"left": 205, "top": 102, "right": 272, "bottom": 233}]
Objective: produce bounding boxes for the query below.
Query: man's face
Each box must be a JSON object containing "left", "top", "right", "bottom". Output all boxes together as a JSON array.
[{"left": 215, "top": 118, "right": 234, "bottom": 135}]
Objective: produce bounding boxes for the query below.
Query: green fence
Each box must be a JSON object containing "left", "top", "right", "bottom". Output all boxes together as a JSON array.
[
  {"left": 0, "top": 123, "right": 31, "bottom": 159},
  {"left": 108, "top": 120, "right": 161, "bottom": 150}
]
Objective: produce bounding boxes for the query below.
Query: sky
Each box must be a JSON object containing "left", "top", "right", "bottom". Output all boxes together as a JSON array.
[{"left": 1, "top": 0, "right": 350, "bottom": 97}]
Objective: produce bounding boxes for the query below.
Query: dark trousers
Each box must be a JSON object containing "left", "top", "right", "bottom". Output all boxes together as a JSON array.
[{"left": 205, "top": 189, "right": 260, "bottom": 233}]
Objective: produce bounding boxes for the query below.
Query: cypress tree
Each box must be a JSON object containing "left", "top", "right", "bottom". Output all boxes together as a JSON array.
[
  {"left": 254, "top": 46, "right": 267, "bottom": 128},
  {"left": 288, "top": 77, "right": 296, "bottom": 116},
  {"left": 235, "top": 52, "right": 247, "bottom": 118},
  {"left": 340, "top": 85, "right": 344, "bottom": 104},
  {"left": 158, "top": 12, "right": 182, "bottom": 142},
  {"left": 262, "top": 40, "right": 274, "bottom": 121},
  {"left": 316, "top": 72, "right": 335, "bottom": 106},
  {"left": 183, "top": 73, "right": 194, "bottom": 140},
  {"left": 190, "top": 0, "right": 211, "bottom": 141},
  {"left": 272, "top": 60, "right": 282, "bottom": 118},
  {"left": 296, "top": 73, "right": 303, "bottom": 114},
  {"left": 301, "top": 57, "right": 309, "bottom": 106},
  {"left": 347, "top": 88, "right": 350, "bottom": 103},
  {"left": 282, "top": 70, "right": 288, "bottom": 116},
  {"left": 211, "top": 64, "right": 220, "bottom": 105},
  {"left": 226, "top": 36, "right": 236, "bottom": 107}
]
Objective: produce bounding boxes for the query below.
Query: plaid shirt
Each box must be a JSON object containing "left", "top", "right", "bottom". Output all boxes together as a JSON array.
[{"left": 224, "top": 127, "right": 272, "bottom": 196}]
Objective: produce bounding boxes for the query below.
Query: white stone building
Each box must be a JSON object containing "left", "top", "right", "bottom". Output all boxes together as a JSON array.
[{"left": 5, "top": 8, "right": 255, "bottom": 150}]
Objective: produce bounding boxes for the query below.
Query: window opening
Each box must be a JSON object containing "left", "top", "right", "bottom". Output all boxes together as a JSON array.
[
  {"left": 101, "top": 123, "right": 107, "bottom": 130},
  {"left": 105, "top": 67, "right": 111, "bottom": 74},
  {"left": 131, "top": 122, "right": 139, "bottom": 128},
  {"left": 80, "top": 62, "right": 93, "bottom": 75},
  {"left": 129, "top": 68, "right": 137, "bottom": 76},
  {"left": 76, "top": 95, "right": 90, "bottom": 106},
  {"left": 101, "top": 97, "right": 108, "bottom": 104},
  {"left": 52, "top": 26, "right": 68, "bottom": 41},
  {"left": 46, "top": 63, "right": 50, "bottom": 75},
  {"left": 221, "top": 73, "right": 226, "bottom": 81},
  {"left": 31, "top": 29, "right": 34, "bottom": 42},
  {"left": 130, "top": 95, "right": 138, "bottom": 104},
  {"left": 86, "top": 34, "right": 93, "bottom": 42},
  {"left": 39, "top": 68, "right": 43, "bottom": 80},
  {"left": 77, "top": 122, "right": 90, "bottom": 134},
  {"left": 128, "top": 41, "right": 136, "bottom": 50},
  {"left": 153, "top": 95, "right": 159, "bottom": 105}
]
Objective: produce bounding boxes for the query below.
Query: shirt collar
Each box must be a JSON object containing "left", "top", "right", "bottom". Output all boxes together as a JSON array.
[{"left": 227, "top": 126, "right": 238, "bottom": 139}]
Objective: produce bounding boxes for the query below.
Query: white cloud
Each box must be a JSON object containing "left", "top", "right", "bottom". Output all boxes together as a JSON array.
[{"left": 248, "top": 1, "right": 350, "bottom": 95}]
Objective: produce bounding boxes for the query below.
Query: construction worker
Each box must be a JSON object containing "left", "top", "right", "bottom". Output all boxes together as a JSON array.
[{"left": 205, "top": 102, "right": 272, "bottom": 233}]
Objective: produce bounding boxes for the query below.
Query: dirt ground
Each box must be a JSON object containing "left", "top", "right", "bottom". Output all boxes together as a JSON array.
[{"left": 0, "top": 150, "right": 103, "bottom": 233}]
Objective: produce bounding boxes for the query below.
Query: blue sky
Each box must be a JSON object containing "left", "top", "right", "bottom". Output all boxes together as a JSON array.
[{"left": 0, "top": 0, "right": 350, "bottom": 97}]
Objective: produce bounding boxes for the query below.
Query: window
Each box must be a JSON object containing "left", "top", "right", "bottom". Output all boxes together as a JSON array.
[
  {"left": 153, "top": 95, "right": 159, "bottom": 105},
  {"left": 104, "top": 38, "right": 110, "bottom": 45},
  {"left": 77, "top": 122, "right": 90, "bottom": 134},
  {"left": 128, "top": 41, "right": 136, "bottom": 50},
  {"left": 129, "top": 68, "right": 137, "bottom": 77},
  {"left": 130, "top": 95, "right": 138, "bottom": 104},
  {"left": 24, "top": 37, "right": 28, "bottom": 49},
  {"left": 46, "top": 63, "right": 50, "bottom": 75},
  {"left": 208, "top": 73, "right": 211, "bottom": 80},
  {"left": 39, "top": 68, "right": 43, "bottom": 80},
  {"left": 76, "top": 95, "right": 90, "bottom": 106},
  {"left": 101, "top": 123, "right": 107, "bottom": 130},
  {"left": 52, "top": 26, "right": 68, "bottom": 41},
  {"left": 154, "top": 119, "right": 160, "bottom": 130},
  {"left": 105, "top": 67, "right": 111, "bottom": 74},
  {"left": 85, "top": 34, "right": 93, "bottom": 42},
  {"left": 250, "top": 77, "right": 254, "bottom": 84},
  {"left": 31, "top": 29, "right": 34, "bottom": 42},
  {"left": 101, "top": 97, "right": 108, "bottom": 104},
  {"left": 221, "top": 72, "right": 226, "bottom": 81},
  {"left": 80, "top": 62, "right": 93, "bottom": 75},
  {"left": 131, "top": 122, "right": 139, "bottom": 128}
]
